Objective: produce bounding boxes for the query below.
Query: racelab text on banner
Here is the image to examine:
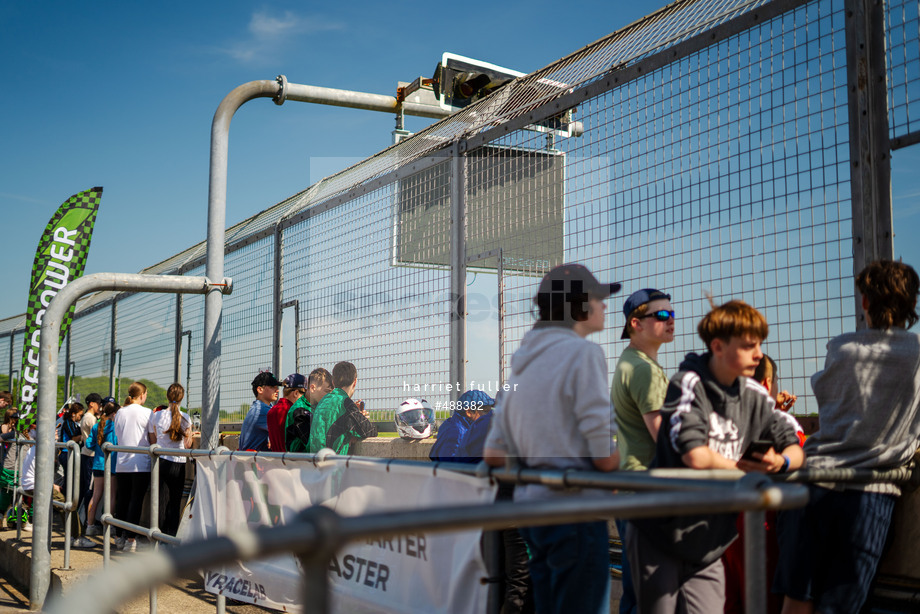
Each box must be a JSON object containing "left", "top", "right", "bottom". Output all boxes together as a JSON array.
[
  {"left": 19, "top": 187, "right": 102, "bottom": 424},
  {"left": 179, "top": 456, "right": 497, "bottom": 613}
]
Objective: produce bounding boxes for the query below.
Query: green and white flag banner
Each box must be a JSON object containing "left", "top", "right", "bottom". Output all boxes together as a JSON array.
[{"left": 19, "top": 187, "right": 102, "bottom": 424}]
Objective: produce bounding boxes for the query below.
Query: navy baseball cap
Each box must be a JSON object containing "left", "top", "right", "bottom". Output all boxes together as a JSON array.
[
  {"left": 283, "top": 373, "right": 307, "bottom": 389},
  {"left": 621, "top": 288, "right": 671, "bottom": 339}
]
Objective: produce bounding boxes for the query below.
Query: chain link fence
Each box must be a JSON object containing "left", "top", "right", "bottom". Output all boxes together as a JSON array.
[{"left": 0, "top": 0, "right": 917, "bottom": 423}]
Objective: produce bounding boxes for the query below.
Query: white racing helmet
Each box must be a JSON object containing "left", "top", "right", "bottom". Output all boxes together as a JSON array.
[{"left": 395, "top": 398, "right": 435, "bottom": 439}]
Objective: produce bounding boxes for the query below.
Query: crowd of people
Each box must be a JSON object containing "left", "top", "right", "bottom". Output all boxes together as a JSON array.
[
  {"left": 477, "top": 260, "right": 920, "bottom": 614},
  {"left": 0, "top": 383, "right": 198, "bottom": 552},
  {"left": 238, "top": 359, "right": 378, "bottom": 455},
  {"left": 0, "top": 355, "right": 384, "bottom": 552},
  {"left": 2, "top": 259, "right": 920, "bottom": 614}
]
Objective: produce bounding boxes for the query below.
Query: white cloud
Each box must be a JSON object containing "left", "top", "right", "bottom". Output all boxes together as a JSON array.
[
  {"left": 219, "top": 9, "right": 343, "bottom": 64},
  {"left": 893, "top": 188, "right": 920, "bottom": 219},
  {"left": 0, "top": 192, "right": 52, "bottom": 205}
]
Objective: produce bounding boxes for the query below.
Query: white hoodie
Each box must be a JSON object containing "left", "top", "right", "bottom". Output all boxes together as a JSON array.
[{"left": 485, "top": 325, "right": 616, "bottom": 501}]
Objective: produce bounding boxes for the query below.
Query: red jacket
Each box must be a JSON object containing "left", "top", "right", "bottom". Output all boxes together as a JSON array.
[{"left": 266, "top": 398, "right": 293, "bottom": 452}]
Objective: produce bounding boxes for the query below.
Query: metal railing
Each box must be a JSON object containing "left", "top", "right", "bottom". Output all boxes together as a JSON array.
[
  {"left": 37, "top": 446, "right": 919, "bottom": 614},
  {"left": 5, "top": 439, "right": 81, "bottom": 567}
]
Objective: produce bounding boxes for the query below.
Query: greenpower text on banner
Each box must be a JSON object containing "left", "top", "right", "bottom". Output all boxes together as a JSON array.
[{"left": 19, "top": 187, "right": 102, "bottom": 423}]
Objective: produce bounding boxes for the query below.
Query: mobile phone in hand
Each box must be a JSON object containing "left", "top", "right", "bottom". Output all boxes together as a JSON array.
[{"left": 742, "top": 440, "right": 773, "bottom": 461}]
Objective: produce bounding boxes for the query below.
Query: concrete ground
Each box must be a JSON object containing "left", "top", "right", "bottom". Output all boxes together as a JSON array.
[
  {"left": 0, "top": 526, "right": 272, "bottom": 613},
  {"left": 1, "top": 523, "right": 624, "bottom": 612}
]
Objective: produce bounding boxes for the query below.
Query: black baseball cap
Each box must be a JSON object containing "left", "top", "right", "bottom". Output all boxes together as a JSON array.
[
  {"left": 536, "top": 264, "right": 622, "bottom": 300},
  {"left": 621, "top": 288, "right": 672, "bottom": 339},
  {"left": 252, "top": 371, "right": 283, "bottom": 389},
  {"left": 85, "top": 393, "right": 103, "bottom": 405}
]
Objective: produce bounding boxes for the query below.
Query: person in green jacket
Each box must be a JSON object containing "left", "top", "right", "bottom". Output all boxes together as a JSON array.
[
  {"left": 284, "top": 367, "right": 333, "bottom": 453},
  {"left": 307, "top": 361, "right": 377, "bottom": 455}
]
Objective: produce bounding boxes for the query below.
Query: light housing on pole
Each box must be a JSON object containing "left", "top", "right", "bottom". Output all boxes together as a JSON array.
[{"left": 431, "top": 53, "right": 525, "bottom": 112}]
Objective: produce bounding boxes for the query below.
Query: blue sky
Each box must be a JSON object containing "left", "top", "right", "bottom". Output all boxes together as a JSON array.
[
  {"left": 2, "top": 0, "right": 920, "bottom": 374},
  {"left": 0, "top": 0, "right": 690, "bottom": 319}
]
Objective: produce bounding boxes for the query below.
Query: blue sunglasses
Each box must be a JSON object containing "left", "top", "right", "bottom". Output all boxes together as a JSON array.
[{"left": 638, "top": 309, "right": 675, "bottom": 322}]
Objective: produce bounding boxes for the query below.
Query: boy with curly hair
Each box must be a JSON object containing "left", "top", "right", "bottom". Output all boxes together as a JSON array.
[{"left": 775, "top": 260, "right": 920, "bottom": 614}]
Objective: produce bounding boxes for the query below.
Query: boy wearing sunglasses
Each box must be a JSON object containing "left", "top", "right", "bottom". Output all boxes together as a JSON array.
[
  {"left": 611, "top": 289, "right": 675, "bottom": 614},
  {"left": 627, "top": 299, "right": 804, "bottom": 614},
  {"left": 613, "top": 288, "right": 676, "bottom": 473}
]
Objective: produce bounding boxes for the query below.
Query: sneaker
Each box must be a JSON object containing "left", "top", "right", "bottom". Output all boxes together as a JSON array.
[
  {"left": 85, "top": 524, "right": 101, "bottom": 536},
  {"left": 72, "top": 536, "right": 96, "bottom": 548},
  {"left": 123, "top": 539, "right": 137, "bottom": 552},
  {"left": 114, "top": 536, "right": 126, "bottom": 550},
  {"left": 23, "top": 523, "right": 33, "bottom": 532}
]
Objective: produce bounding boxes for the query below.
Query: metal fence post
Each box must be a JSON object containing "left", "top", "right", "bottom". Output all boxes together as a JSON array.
[
  {"left": 845, "top": 0, "right": 893, "bottom": 328},
  {"left": 202, "top": 79, "right": 281, "bottom": 452},
  {"left": 293, "top": 505, "right": 342, "bottom": 614},
  {"left": 174, "top": 295, "right": 184, "bottom": 385},
  {"left": 103, "top": 442, "right": 112, "bottom": 567},
  {"left": 150, "top": 446, "right": 160, "bottom": 613},
  {"left": 6, "top": 332, "right": 12, "bottom": 391},
  {"left": 109, "top": 302, "right": 117, "bottom": 398},
  {"left": 63, "top": 341, "right": 71, "bottom": 402},
  {"left": 272, "top": 224, "right": 283, "bottom": 376},
  {"left": 497, "top": 249, "right": 505, "bottom": 388},
  {"left": 450, "top": 143, "right": 467, "bottom": 401}
]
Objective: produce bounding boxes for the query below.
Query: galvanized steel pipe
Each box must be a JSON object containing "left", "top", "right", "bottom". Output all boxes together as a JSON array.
[
  {"left": 281, "top": 79, "right": 450, "bottom": 119},
  {"left": 31, "top": 272, "right": 226, "bottom": 609},
  {"left": 201, "top": 75, "right": 449, "bottom": 451},
  {"left": 44, "top": 483, "right": 809, "bottom": 614},
  {"left": 202, "top": 79, "right": 279, "bottom": 452}
]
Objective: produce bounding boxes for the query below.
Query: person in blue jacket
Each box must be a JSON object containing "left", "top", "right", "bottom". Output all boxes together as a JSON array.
[
  {"left": 429, "top": 389, "right": 494, "bottom": 462},
  {"left": 453, "top": 390, "right": 534, "bottom": 613}
]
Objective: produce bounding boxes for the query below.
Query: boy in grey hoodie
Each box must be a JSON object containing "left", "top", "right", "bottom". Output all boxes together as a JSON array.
[
  {"left": 485, "top": 263, "right": 621, "bottom": 614},
  {"left": 775, "top": 260, "right": 920, "bottom": 614},
  {"left": 629, "top": 300, "right": 804, "bottom": 614}
]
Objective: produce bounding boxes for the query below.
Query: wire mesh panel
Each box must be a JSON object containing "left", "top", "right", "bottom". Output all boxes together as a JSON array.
[
  {"left": 283, "top": 178, "right": 452, "bottom": 422},
  {"left": 0, "top": 334, "right": 11, "bottom": 390},
  {"left": 9, "top": 331, "right": 24, "bottom": 405},
  {"left": 887, "top": 0, "right": 920, "bottom": 141},
  {"left": 113, "top": 293, "right": 177, "bottom": 406},
  {"left": 68, "top": 307, "right": 113, "bottom": 402},
  {"left": 221, "top": 237, "right": 275, "bottom": 423},
  {"left": 2, "top": 0, "right": 917, "bottom": 429},
  {"left": 179, "top": 275, "right": 205, "bottom": 415},
  {"left": 468, "top": 0, "right": 852, "bottom": 415}
]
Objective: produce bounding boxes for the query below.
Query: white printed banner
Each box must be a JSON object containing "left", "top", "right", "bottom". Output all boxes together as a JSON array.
[{"left": 179, "top": 457, "right": 497, "bottom": 613}]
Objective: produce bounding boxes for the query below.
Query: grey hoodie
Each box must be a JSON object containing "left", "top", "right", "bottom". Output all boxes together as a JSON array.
[
  {"left": 805, "top": 328, "right": 920, "bottom": 495},
  {"left": 484, "top": 325, "right": 616, "bottom": 501}
]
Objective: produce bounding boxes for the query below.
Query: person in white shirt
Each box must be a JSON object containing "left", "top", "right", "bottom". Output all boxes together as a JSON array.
[
  {"left": 113, "top": 382, "right": 155, "bottom": 552},
  {"left": 148, "top": 383, "right": 198, "bottom": 536}
]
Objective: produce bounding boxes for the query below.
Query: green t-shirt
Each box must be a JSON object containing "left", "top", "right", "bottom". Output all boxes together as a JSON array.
[
  {"left": 611, "top": 346, "right": 668, "bottom": 471},
  {"left": 308, "top": 388, "right": 349, "bottom": 454}
]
